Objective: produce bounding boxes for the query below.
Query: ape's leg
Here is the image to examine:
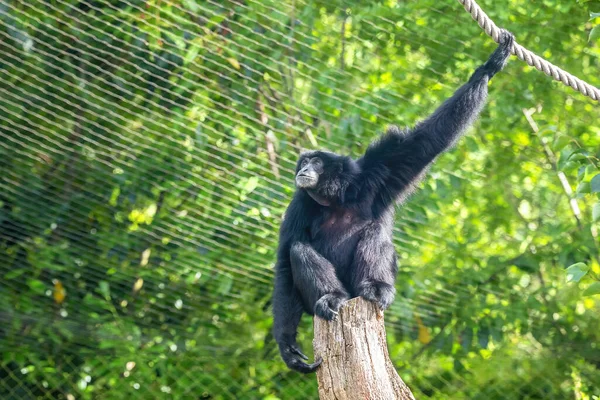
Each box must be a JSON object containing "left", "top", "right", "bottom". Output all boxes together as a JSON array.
[
  {"left": 350, "top": 223, "right": 398, "bottom": 309},
  {"left": 290, "top": 242, "right": 349, "bottom": 320}
]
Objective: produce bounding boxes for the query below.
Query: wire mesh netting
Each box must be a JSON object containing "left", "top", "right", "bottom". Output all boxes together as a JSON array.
[{"left": 1, "top": 0, "right": 600, "bottom": 399}]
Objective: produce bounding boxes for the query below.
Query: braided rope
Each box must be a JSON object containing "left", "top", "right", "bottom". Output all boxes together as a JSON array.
[{"left": 458, "top": 0, "right": 600, "bottom": 102}]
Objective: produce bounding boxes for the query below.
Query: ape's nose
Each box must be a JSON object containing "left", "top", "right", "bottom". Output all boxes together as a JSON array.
[{"left": 298, "top": 167, "right": 311, "bottom": 176}]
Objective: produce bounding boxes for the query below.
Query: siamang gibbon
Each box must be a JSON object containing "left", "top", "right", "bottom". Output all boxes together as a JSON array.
[{"left": 273, "top": 31, "right": 515, "bottom": 373}]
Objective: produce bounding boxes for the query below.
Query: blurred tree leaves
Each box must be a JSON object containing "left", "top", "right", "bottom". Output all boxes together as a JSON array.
[{"left": 0, "top": 0, "right": 599, "bottom": 398}]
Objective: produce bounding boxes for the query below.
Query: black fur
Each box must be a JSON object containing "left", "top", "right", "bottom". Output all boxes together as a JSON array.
[{"left": 273, "top": 31, "right": 514, "bottom": 373}]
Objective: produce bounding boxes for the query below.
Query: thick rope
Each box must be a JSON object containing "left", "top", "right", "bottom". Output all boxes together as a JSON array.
[{"left": 458, "top": 0, "right": 600, "bottom": 102}]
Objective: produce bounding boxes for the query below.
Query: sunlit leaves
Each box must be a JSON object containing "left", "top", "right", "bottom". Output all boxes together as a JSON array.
[
  {"left": 97, "top": 281, "right": 111, "bottom": 300},
  {"left": 239, "top": 176, "right": 259, "bottom": 201},
  {"left": 415, "top": 315, "right": 431, "bottom": 344},
  {"left": 589, "top": 26, "right": 600, "bottom": 42},
  {"left": 590, "top": 174, "right": 600, "bottom": 192},
  {"left": 27, "top": 279, "right": 46, "bottom": 295},
  {"left": 592, "top": 203, "right": 600, "bottom": 222},
  {"left": 217, "top": 273, "right": 234, "bottom": 295},
  {"left": 53, "top": 280, "right": 66, "bottom": 304},
  {"left": 4, "top": 269, "right": 26, "bottom": 279},
  {"left": 182, "top": 0, "right": 201, "bottom": 13},
  {"left": 109, "top": 187, "right": 121, "bottom": 206},
  {"left": 552, "top": 134, "right": 571, "bottom": 151},
  {"left": 128, "top": 204, "right": 158, "bottom": 230},
  {"left": 226, "top": 57, "right": 241, "bottom": 70},
  {"left": 140, "top": 248, "right": 151, "bottom": 266},
  {"left": 2, "top": 0, "right": 600, "bottom": 398},
  {"left": 583, "top": 281, "right": 600, "bottom": 296},
  {"left": 460, "top": 327, "right": 473, "bottom": 351},
  {"left": 565, "top": 263, "right": 589, "bottom": 283},
  {"left": 477, "top": 326, "right": 490, "bottom": 349},
  {"left": 133, "top": 277, "right": 144, "bottom": 293},
  {"left": 184, "top": 41, "right": 202, "bottom": 64}
]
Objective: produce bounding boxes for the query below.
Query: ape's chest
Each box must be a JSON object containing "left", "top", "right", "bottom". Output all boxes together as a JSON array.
[
  {"left": 312, "top": 209, "right": 365, "bottom": 235},
  {"left": 320, "top": 209, "right": 357, "bottom": 230},
  {"left": 309, "top": 209, "right": 369, "bottom": 267}
]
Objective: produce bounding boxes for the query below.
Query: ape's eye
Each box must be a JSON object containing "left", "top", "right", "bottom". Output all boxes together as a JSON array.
[
  {"left": 312, "top": 158, "right": 323, "bottom": 168},
  {"left": 300, "top": 159, "right": 309, "bottom": 168}
]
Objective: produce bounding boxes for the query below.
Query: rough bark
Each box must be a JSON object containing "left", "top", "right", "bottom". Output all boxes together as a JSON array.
[{"left": 313, "top": 297, "right": 416, "bottom": 400}]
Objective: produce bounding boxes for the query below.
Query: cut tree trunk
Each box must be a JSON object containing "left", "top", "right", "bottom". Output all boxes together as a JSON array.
[{"left": 313, "top": 297, "right": 415, "bottom": 400}]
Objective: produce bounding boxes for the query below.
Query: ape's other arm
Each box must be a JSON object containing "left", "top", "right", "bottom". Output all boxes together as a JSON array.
[
  {"left": 273, "top": 238, "right": 349, "bottom": 373},
  {"left": 272, "top": 255, "right": 323, "bottom": 373},
  {"left": 359, "top": 31, "right": 514, "bottom": 212},
  {"left": 290, "top": 242, "right": 349, "bottom": 321}
]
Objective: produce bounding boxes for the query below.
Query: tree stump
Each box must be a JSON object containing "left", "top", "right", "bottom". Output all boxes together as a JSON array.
[{"left": 313, "top": 297, "right": 415, "bottom": 400}]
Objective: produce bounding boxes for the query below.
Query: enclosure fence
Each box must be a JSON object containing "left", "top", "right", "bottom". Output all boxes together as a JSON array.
[{"left": 1, "top": 0, "right": 599, "bottom": 399}]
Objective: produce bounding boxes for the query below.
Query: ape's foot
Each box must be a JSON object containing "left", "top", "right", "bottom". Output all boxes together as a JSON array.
[
  {"left": 358, "top": 280, "right": 396, "bottom": 310},
  {"left": 314, "top": 293, "right": 348, "bottom": 321}
]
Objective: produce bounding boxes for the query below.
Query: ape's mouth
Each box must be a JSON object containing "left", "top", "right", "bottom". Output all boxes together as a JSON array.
[{"left": 296, "top": 174, "right": 317, "bottom": 188}]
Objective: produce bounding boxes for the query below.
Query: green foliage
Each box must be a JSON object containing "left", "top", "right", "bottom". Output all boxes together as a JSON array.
[
  {"left": 583, "top": 281, "right": 600, "bottom": 296},
  {"left": 590, "top": 12, "right": 600, "bottom": 42},
  {"left": 566, "top": 263, "right": 589, "bottom": 283},
  {"left": 1, "top": 0, "right": 600, "bottom": 399},
  {"left": 591, "top": 174, "right": 600, "bottom": 192}
]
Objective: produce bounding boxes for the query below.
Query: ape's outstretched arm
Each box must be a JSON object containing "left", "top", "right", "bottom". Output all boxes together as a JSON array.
[{"left": 359, "top": 31, "right": 514, "bottom": 214}]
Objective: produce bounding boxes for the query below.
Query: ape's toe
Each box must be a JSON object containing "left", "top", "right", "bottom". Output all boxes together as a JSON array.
[
  {"left": 358, "top": 281, "right": 396, "bottom": 310},
  {"left": 315, "top": 293, "right": 347, "bottom": 320}
]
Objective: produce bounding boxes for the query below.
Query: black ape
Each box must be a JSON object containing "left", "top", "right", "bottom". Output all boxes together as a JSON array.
[{"left": 273, "top": 31, "right": 514, "bottom": 373}]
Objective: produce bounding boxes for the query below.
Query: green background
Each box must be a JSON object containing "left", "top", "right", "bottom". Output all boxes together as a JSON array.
[{"left": 1, "top": 0, "right": 599, "bottom": 398}]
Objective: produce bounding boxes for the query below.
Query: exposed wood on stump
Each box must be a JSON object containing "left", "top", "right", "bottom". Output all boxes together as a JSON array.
[{"left": 313, "top": 297, "right": 416, "bottom": 400}]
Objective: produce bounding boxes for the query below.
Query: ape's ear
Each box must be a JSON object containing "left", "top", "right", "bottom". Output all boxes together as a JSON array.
[{"left": 341, "top": 157, "right": 360, "bottom": 175}]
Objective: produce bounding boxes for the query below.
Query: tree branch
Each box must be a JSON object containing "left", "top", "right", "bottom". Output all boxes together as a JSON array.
[
  {"left": 522, "top": 108, "right": 582, "bottom": 229},
  {"left": 340, "top": 13, "right": 349, "bottom": 70},
  {"left": 314, "top": 297, "right": 415, "bottom": 400}
]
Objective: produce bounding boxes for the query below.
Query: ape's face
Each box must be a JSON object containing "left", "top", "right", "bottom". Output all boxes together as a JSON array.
[
  {"left": 295, "top": 151, "right": 351, "bottom": 206},
  {"left": 295, "top": 156, "right": 324, "bottom": 189}
]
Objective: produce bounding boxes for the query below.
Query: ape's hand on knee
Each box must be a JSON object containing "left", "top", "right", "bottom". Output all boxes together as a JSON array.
[
  {"left": 358, "top": 280, "right": 396, "bottom": 310},
  {"left": 314, "top": 293, "right": 348, "bottom": 321}
]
